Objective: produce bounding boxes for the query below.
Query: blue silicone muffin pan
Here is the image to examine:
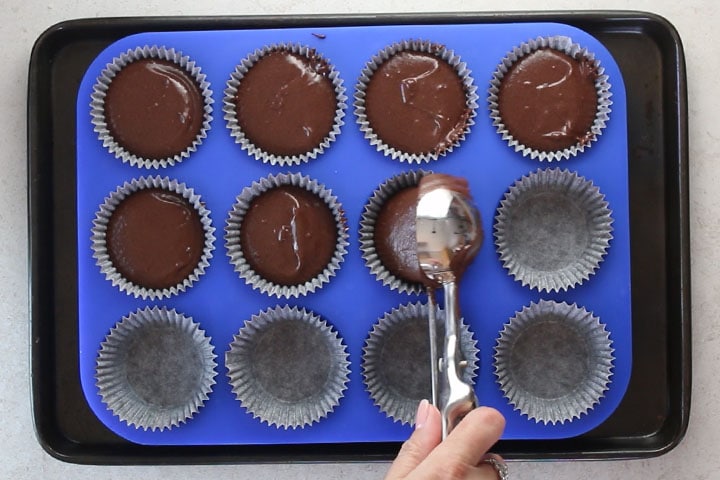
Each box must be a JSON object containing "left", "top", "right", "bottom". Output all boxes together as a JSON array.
[{"left": 75, "top": 21, "right": 631, "bottom": 446}]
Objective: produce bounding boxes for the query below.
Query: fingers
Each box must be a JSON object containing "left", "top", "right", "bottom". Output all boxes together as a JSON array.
[
  {"left": 384, "top": 400, "right": 442, "bottom": 480},
  {"left": 444, "top": 407, "right": 505, "bottom": 465},
  {"left": 386, "top": 405, "right": 507, "bottom": 480},
  {"left": 418, "top": 407, "right": 506, "bottom": 476}
]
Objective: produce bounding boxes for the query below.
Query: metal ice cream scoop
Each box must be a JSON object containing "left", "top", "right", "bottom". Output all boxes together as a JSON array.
[{"left": 416, "top": 173, "right": 483, "bottom": 439}]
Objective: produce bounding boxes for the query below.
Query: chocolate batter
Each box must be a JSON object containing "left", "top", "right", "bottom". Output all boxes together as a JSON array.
[
  {"left": 374, "top": 186, "right": 426, "bottom": 284},
  {"left": 498, "top": 48, "right": 599, "bottom": 152},
  {"left": 364, "top": 50, "right": 470, "bottom": 155},
  {"left": 106, "top": 188, "right": 205, "bottom": 290},
  {"left": 104, "top": 59, "right": 204, "bottom": 159},
  {"left": 240, "top": 186, "right": 337, "bottom": 285},
  {"left": 234, "top": 49, "right": 337, "bottom": 156}
]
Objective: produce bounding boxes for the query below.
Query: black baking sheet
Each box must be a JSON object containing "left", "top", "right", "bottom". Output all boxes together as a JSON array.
[{"left": 27, "top": 11, "right": 690, "bottom": 464}]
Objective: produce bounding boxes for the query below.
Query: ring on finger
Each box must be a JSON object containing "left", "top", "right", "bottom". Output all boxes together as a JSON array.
[{"left": 480, "top": 455, "right": 508, "bottom": 480}]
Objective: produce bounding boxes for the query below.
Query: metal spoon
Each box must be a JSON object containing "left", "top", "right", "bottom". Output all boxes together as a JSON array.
[{"left": 416, "top": 174, "right": 483, "bottom": 439}]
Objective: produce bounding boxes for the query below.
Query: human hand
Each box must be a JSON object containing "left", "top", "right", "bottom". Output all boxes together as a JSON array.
[{"left": 385, "top": 400, "right": 507, "bottom": 480}]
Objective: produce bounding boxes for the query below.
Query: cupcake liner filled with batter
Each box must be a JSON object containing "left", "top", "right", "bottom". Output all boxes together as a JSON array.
[
  {"left": 494, "top": 168, "right": 613, "bottom": 292},
  {"left": 224, "top": 172, "right": 349, "bottom": 298},
  {"left": 90, "top": 45, "right": 213, "bottom": 169},
  {"left": 488, "top": 35, "right": 612, "bottom": 162},
  {"left": 359, "top": 170, "right": 431, "bottom": 294},
  {"left": 225, "top": 305, "right": 350, "bottom": 429},
  {"left": 362, "top": 301, "right": 478, "bottom": 425},
  {"left": 494, "top": 300, "right": 615, "bottom": 424},
  {"left": 354, "top": 39, "right": 478, "bottom": 163},
  {"left": 223, "top": 43, "right": 346, "bottom": 166},
  {"left": 95, "top": 306, "right": 218, "bottom": 431},
  {"left": 91, "top": 175, "right": 215, "bottom": 300}
]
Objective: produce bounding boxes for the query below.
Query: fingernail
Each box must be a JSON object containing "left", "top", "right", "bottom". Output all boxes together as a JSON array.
[{"left": 415, "top": 399, "right": 430, "bottom": 429}]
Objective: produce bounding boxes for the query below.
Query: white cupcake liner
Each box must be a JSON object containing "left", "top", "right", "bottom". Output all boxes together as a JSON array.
[
  {"left": 488, "top": 36, "right": 612, "bottom": 162},
  {"left": 354, "top": 39, "right": 478, "bottom": 163},
  {"left": 493, "top": 300, "right": 615, "bottom": 425},
  {"left": 225, "top": 305, "right": 350, "bottom": 429},
  {"left": 91, "top": 176, "right": 215, "bottom": 300},
  {"left": 224, "top": 172, "right": 349, "bottom": 298},
  {"left": 223, "top": 43, "right": 346, "bottom": 166},
  {"left": 90, "top": 45, "right": 213, "bottom": 169},
  {"left": 359, "top": 170, "right": 430, "bottom": 295},
  {"left": 494, "top": 168, "right": 613, "bottom": 292},
  {"left": 95, "top": 306, "right": 217, "bottom": 431},
  {"left": 362, "top": 302, "right": 478, "bottom": 425}
]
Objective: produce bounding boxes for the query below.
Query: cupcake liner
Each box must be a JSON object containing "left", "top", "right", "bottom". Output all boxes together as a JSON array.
[
  {"left": 225, "top": 305, "right": 350, "bottom": 429},
  {"left": 91, "top": 175, "right": 216, "bottom": 300},
  {"left": 90, "top": 45, "right": 213, "bottom": 169},
  {"left": 488, "top": 36, "right": 612, "bottom": 162},
  {"left": 494, "top": 168, "right": 613, "bottom": 292},
  {"left": 362, "top": 302, "right": 478, "bottom": 425},
  {"left": 354, "top": 39, "right": 478, "bottom": 163},
  {"left": 493, "top": 300, "right": 614, "bottom": 425},
  {"left": 95, "top": 306, "right": 218, "bottom": 431},
  {"left": 225, "top": 172, "right": 349, "bottom": 298},
  {"left": 223, "top": 43, "right": 346, "bottom": 166},
  {"left": 359, "top": 170, "right": 430, "bottom": 294}
]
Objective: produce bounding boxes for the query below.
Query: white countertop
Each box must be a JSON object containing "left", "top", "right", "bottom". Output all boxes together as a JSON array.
[{"left": 2, "top": 0, "right": 715, "bottom": 478}]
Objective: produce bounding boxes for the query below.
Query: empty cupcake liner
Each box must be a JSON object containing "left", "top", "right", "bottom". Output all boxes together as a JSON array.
[
  {"left": 494, "top": 300, "right": 614, "bottom": 425},
  {"left": 359, "top": 170, "right": 431, "bottom": 294},
  {"left": 362, "top": 302, "right": 478, "bottom": 425},
  {"left": 488, "top": 36, "right": 612, "bottom": 162},
  {"left": 494, "top": 168, "right": 613, "bottom": 292},
  {"left": 90, "top": 45, "right": 213, "bottom": 169},
  {"left": 354, "top": 39, "right": 478, "bottom": 163},
  {"left": 225, "top": 305, "right": 350, "bottom": 429},
  {"left": 223, "top": 43, "right": 346, "bottom": 166},
  {"left": 91, "top": 175, "right": 215, "bottom": 300},
  {"left": 225, "top": 172, "right": 349, "bottom": 298},
  {"left": 95, "top": 306, "right": 218, "bottom": 431}
]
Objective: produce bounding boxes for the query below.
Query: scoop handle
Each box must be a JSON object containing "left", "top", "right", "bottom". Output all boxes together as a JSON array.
[
  {"left": 427, "top": 287, "right": 440, "bottom": 409},
  {"left": 439, "top": 280, "right": 479, "bottom": 439}
]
